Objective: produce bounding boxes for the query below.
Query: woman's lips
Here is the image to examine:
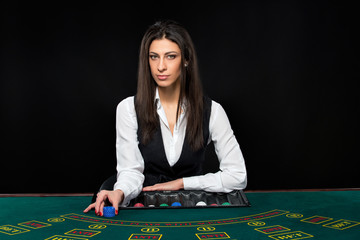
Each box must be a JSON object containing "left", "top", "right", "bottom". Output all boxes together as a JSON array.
[{"left": 157, "top": 75, "right": 169, "bottom": 80}]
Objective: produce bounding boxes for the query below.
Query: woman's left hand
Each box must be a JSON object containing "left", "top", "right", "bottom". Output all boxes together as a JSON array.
[{"left": 142, "top": 178, "right": 184, "bottom": 191}]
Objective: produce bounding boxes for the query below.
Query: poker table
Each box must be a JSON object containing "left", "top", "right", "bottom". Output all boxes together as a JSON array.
[{"left": 1, "top": 189, "right": 359, "bottom": 240}]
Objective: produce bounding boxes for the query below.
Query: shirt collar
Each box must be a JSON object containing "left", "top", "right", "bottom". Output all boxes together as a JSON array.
[{"left": 155, "top": 87, "right": 161, "bottom": 110}]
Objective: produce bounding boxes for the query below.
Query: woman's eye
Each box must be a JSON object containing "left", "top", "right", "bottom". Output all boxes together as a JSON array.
[
  {"left": 149, "top": 55, "right": 158, "bottom": 60},
  {"left": 167, "top": 55, "right": 176, "bottom": 59}
]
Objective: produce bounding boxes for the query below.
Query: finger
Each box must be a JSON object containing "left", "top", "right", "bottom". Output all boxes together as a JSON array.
[
  {"left": 94, "top": 196, "right": 101, "bottom": 215},
  {"left": 95, "top": 190, "right": 108, "bottom": 215},
  {"left": 115, "top": 206, "right": 119, "bottom": 215},
  {"left": 107, "top": 194, "right": 119, "bottom": 215},
  {"left": 110, "top": 190, "right": 123, "bottom": 215},
  {"left": 83, "top": 203, "right": 95, "bottom": 213},
  {"left": 99, "top": 200, "right": 105, "bottom": 216},
  {"left": 110, "top": 196, "right": 121, "bottom": 215},
  {"left": 111, "top": 200, "right": 119, "bottom": 215}
]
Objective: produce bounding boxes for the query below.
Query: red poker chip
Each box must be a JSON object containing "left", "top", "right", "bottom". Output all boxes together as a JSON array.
[{"left": 134, "top": 203, "right": 145, "bottom": 207}]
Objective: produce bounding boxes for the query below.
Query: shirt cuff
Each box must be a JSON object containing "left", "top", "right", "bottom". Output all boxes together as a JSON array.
[
  {"left": 113, "top": 182, "right": 133, "bottom": 207},
  {"left": 183, "top": 176, "right": 201, "bottom": 190}
]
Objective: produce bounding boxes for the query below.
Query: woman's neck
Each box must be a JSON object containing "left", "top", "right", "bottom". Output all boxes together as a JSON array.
[{"left": 158, "top": 81, "right": 181, "bottom": 106}]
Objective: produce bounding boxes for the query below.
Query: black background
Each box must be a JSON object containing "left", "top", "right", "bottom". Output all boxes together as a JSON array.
[{"left": 1, "top": 1, "right": 359, "bottom": 193}]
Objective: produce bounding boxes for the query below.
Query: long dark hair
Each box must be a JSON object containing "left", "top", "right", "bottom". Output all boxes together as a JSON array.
[{"left": 135, "top": 20, "right": 204, "bottom": 151}]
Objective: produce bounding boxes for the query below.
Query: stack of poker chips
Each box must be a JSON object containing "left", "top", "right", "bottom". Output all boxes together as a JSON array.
[{"left": 103, "top": 206, "right": 116, "bottom": 217}]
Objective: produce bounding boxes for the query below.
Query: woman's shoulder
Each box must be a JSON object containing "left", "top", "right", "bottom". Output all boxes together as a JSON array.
[
  {"left": 116, "top": 96, "right": 136, "bottom": 113},
  {"left": 116, "top": 96, "right": 138, "bottom": 128},
  {"left": 208, "top": 98, "right": 222, "bottom": 111},
  {"left": 208, "top": 98, "right": 228, "bottom": 122}
]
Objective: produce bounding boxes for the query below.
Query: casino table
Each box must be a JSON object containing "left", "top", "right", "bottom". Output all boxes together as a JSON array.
[{"left": 1, "top": 189, "right": 359, "bottom": 240}]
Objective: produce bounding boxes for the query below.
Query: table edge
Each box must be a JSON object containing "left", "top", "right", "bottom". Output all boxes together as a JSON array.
[{"left": 0, "top": 188, "right": 359, "bottom": 197}]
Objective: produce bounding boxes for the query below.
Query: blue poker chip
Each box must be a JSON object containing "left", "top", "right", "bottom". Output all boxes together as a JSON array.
[
  {"left": 171, "top": 202, "right": 182, "bottom": 207},
  {"left": 103, "top": 206, "right": 115, "bottom": 217}
]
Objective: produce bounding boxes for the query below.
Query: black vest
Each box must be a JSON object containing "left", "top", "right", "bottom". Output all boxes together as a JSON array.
[{"left": 136, "top": 97, "right": 212, "bottom": 187}]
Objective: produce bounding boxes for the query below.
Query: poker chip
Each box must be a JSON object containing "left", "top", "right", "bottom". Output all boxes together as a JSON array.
[
  {"left": 171, "top": 202, "right": 182, "bottom": 207},
  {"left": 103, "top": 206, "right": 115, "bottom": 217},
  {"left": 134, "top": 203, "right": 145, "bottom": 207},
  {"left": 196, "top": 201, "right": 207, "bottom": 206}
]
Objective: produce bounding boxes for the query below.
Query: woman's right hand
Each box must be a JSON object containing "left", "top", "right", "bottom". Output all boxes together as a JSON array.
[{"left": 83, "top": 189, "right": 124, "bottom": 216}]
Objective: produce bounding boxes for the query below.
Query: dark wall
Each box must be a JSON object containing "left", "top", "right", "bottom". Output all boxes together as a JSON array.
[{"left": 1, "top": 1, "right": 359, "bottom": 193}]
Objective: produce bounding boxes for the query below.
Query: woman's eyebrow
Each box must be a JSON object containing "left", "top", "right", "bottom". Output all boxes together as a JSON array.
[
  {"left": 164, "top": 51, "right": 179, "bottom": 55},
  {"left": 149, "top": 51, "right": 179, "bottom": 55}
]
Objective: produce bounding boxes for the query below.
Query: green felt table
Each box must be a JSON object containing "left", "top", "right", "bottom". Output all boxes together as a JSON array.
[{"left": 1, "top": 190, "right": 359, "bottom": 240}]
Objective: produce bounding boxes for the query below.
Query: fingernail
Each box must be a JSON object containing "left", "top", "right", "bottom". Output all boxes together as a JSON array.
[
  {"left": 100, "top": 212, "right": 103, "bottom": 217},
  {"left": 115, "top": 210, "right": 118, "bottom": 215},
  {"left": 95, "top": 210, "right": 98, "bottom": 215}
]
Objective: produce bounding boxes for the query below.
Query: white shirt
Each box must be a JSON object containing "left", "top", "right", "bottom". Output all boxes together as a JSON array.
[{"left": 114, "top": 90, "right": 247, "bottom": 206}]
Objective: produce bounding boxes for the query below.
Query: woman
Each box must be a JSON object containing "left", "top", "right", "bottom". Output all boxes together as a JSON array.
[{"left": 84, "top": 20, "right": 247, "bottom": 216}]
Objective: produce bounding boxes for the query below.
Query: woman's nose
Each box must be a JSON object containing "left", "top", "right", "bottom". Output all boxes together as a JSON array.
[{"left": 157, "top": 58, "right": 167, "bottom": 72}]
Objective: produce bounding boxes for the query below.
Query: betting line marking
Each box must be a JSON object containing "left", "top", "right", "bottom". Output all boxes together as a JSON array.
[{"left": 60, "top": 209, "right": 289, "bottom": 228}]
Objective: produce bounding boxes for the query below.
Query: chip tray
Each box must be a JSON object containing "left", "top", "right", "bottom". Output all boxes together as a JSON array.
[{"left": 121, "top": 190, "right": 251, "bottom": 209}]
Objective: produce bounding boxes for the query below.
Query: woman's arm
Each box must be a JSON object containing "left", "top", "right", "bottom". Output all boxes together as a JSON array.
[
  {"left": 142, "top": 178, "right": 184, "bottom": 191},
  {"left": 84, "top": 97, "right": 144, "bottom": 214},
  {"left": 183, "top": 100, "right": 247, "bottom": 192},
  {"left": 113, "top": 96, "right": 145, "bottom": 205}
]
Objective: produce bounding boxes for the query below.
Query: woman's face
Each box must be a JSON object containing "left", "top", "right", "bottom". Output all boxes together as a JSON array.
[{"left": 149, "top": 38, "right": 182, "bottom": 89}]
